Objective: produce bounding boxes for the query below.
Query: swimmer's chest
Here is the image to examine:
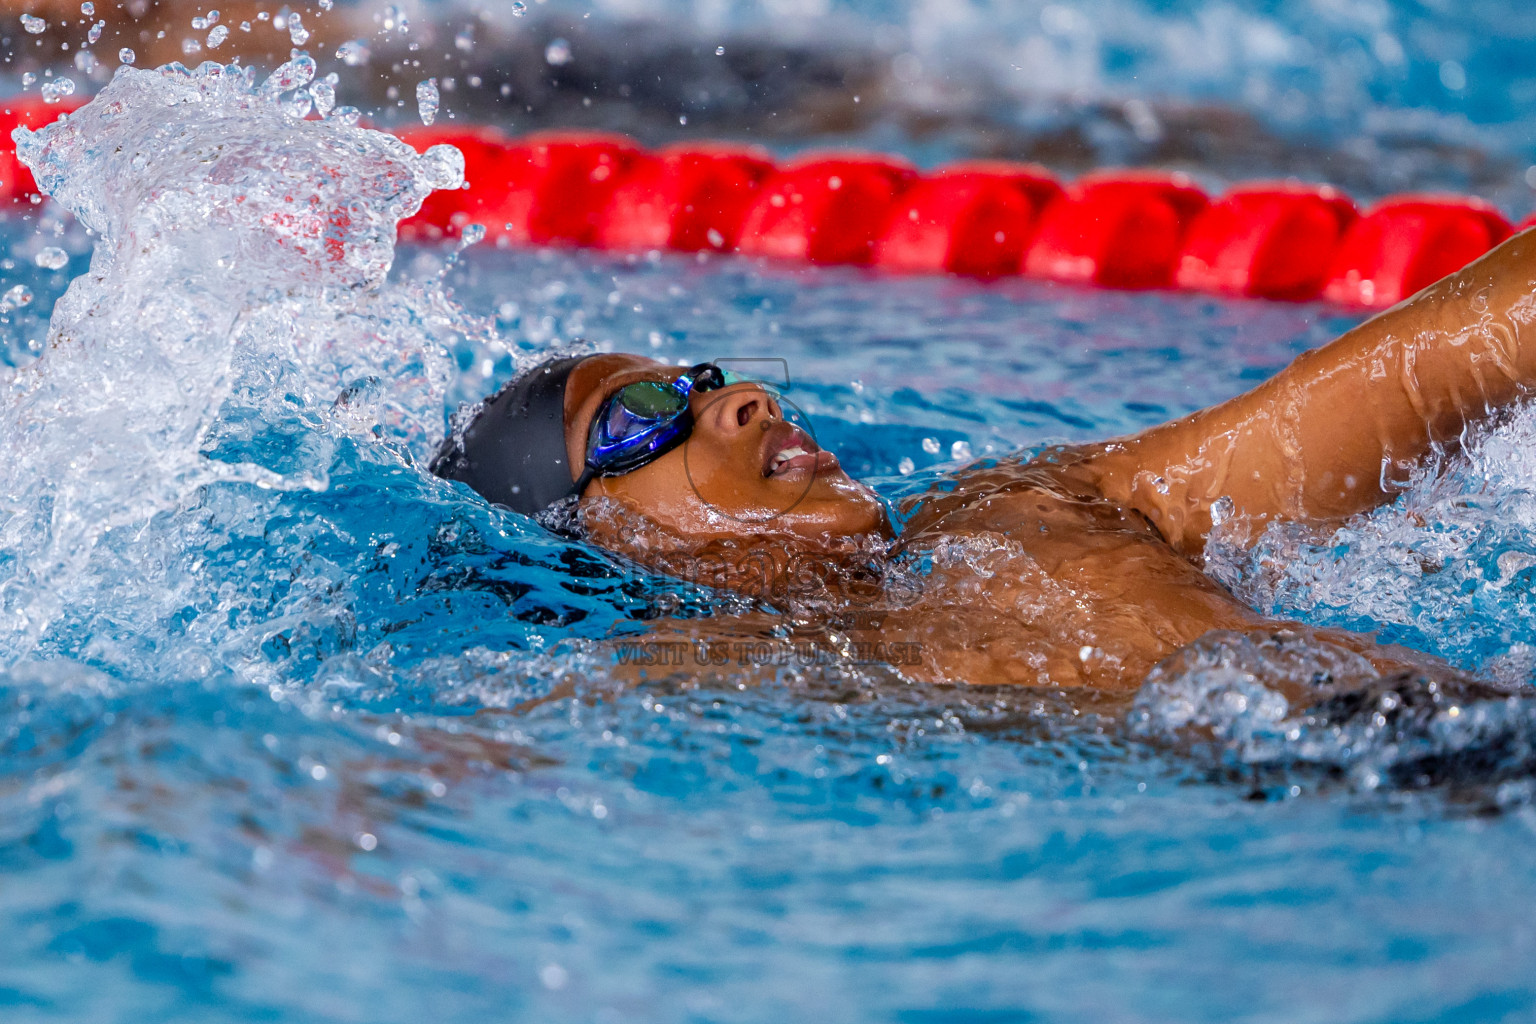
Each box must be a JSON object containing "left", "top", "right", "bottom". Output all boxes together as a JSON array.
[{"left": 884, "top": 477, "right": 1261, "bottom": 689}]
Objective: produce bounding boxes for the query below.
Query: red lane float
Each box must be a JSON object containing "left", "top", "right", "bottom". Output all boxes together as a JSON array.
[
  {"left": 594, "top": 142, "right": 774, "bottom": 252},
  {"left": 1023, "top": 172, "right": 1210, "bottom": 290},
  {"left": 9, "top": 104, "right": 1523, "bottom": 310},
  {"left": 480, "top": 130, "right": 643, "bottom": 248},
  {"left": 736, "top": 154, "right": 917, "bottom": 265},
  {"left": 874, "top": 160, "right": 1062, "bottom": 278},
  {"left": 1322, "top": 196, "right": 1512, "bottom": 308},
  {"left": 1175, "top": 184, "right": 1357, "bottom": 301}
]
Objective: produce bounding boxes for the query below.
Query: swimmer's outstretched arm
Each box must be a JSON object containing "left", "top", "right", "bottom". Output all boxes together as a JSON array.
[{"left": 1080, "top": 228, "right": 1536, "bottom": 555}]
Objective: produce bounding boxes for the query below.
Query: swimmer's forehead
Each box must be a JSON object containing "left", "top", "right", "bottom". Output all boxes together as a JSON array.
[
  {"left": 564, "top": 354, "right": 682, "bottom": 419},
  {"left": 562, "top": 353, "right": 687, "bottom": 469}
]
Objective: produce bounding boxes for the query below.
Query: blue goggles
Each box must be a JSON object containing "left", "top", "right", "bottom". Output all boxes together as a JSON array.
[{"left": 573, "top": 362, "right": 730, "bottom": 492}]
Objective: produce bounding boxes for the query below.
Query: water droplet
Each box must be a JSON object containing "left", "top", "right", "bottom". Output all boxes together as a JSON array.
[
  {"left": 260, "top": 53, "right": 316, "bottom": 97},
  {"left": 287, "top": 12, "right": 309, "bottom": 46},
  {"left": 310, "top": 75, "right": 336, "bottom": 118},
  {"left": 21, "top": 72, "right": 36, "bottom": 87},
  {"left": 898, "top": 457, "right": 915, "bottom": 475},
  {"left": 0, "top": 285, "right": 34, "bottom": 313},
  {"left": 455, "top": 27, "right": 474, "bottom": 53},
  {"left": 380, "top": 4, "right": 409, "bottom": 33},
  {"left": 284, "top": 89, "right": 313, "bottom": 120},
  {"left": 329, "top": 105, "right": 361, "bottom": 127},
  {"left": 207, "top": 24, "right": 229, "bottom": 48},
  {"left": 21, "top": 14, "right": 46, "bottom": 34},
  {"left": 415, "top": 77, "right": 439, "bottom": 126},
  {"left": 80, "top": 1, "right": 95, "bottom": 14},
  {"left": 335, "top": 39, "right": 370, "bottom": 66},
  {"left": 118, "top": 47, "right": 135, "bottom": 65},
  {"left": 87, "top": 19, "right": 104, "bottom": 44},
  {"left": 318, "top": 0, "right": 333, "bottom": 9},
  {"left": 715, "top": 45, "right": 725, "bottom": 55},
  {"left": 921, "top": 437, "right": 940, "bottom": 455},
  {"left": 207, "top": 10, "right": 220, "bottom": 24},
  {"left": 35, "top": 247, "right": 69, "bottom": 270},
  {"left": 545, "top": 37, "right": 572, "bottom": 66},
  {"left": 356, "top": 832, "right": 377, "bottom": 851},
  {"left": 950, "top": 440, "right": 972, "bottom": 460},
  {"left": 40, "top": 78, "right": 76, "bottom": 104},
  {"left": 510, "top": 1, "right": 527, "bottom": 14},
  {"left": 419, "top": 144, "right": 464, "bottom": 191},
  {"left": 191, "top": 15, "right": 207, "bottom": 30},
  {"left": 182, "top": 37, "right": 202, "bottom": 56},
  {"left": 73, "top": 49, "right": 97, "bottom": 74}
]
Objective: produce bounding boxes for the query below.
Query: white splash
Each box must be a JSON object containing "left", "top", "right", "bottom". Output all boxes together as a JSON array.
[{"left": 4, "top": 61, "right": 480, "bottom": 674}]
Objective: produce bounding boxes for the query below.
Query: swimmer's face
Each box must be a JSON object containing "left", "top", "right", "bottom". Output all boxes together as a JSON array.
[{"left": 563, "top": 354, "right": 890, "bottom": 545}]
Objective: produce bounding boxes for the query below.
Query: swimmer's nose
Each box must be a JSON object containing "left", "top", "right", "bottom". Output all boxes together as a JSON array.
[{"left": 699, "top": 383, "right": 780, "bottom": 435}]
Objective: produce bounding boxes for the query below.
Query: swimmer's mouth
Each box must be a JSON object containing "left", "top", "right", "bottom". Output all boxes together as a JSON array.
[{"left": 762, "top": 422, "right": 838, "bottom": 478}]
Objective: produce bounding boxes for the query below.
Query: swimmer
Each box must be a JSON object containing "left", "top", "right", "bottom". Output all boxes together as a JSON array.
[{"left": 433, "top": 230, "right": 1536, "bottom": 702}]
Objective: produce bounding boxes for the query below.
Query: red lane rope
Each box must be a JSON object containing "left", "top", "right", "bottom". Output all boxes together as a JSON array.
[
  {"left": 393, "top": 126, "right": 1529, "bottom": 310},
  {"left": 3, "top": 98, "right": 1524, "bottom": 310}
]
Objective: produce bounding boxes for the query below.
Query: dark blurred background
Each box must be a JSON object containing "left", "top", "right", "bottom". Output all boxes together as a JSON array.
[{"left": 4, "top": 0, "right": 1536, "bottom": 210}]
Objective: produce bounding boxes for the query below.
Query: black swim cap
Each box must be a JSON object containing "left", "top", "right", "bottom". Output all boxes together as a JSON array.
[{"left": 431, "top": 355, "right": 591, "bottom": 515}]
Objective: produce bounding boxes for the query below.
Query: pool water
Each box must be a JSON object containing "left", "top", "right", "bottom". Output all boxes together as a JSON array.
[{"left": 2, "top": 60, "right": 1536, "bottom": 1024}]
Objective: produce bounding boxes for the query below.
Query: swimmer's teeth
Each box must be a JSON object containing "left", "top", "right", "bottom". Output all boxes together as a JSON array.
[{"left": 771, "top": 446, "right": 808, "bottom": 473}]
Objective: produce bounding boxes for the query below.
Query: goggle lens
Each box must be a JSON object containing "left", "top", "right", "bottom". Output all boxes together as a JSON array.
[{"left": 615, "top": 381, "right": 687, "bottom": 420}]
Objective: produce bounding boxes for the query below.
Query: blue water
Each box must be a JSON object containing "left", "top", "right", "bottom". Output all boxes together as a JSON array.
[
  {"left": 6, "top": 223, "right": 1536, "bottom": 1021},
  {"left": 2, "top": 6, "right": 1536, "bottom": 1023}
]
